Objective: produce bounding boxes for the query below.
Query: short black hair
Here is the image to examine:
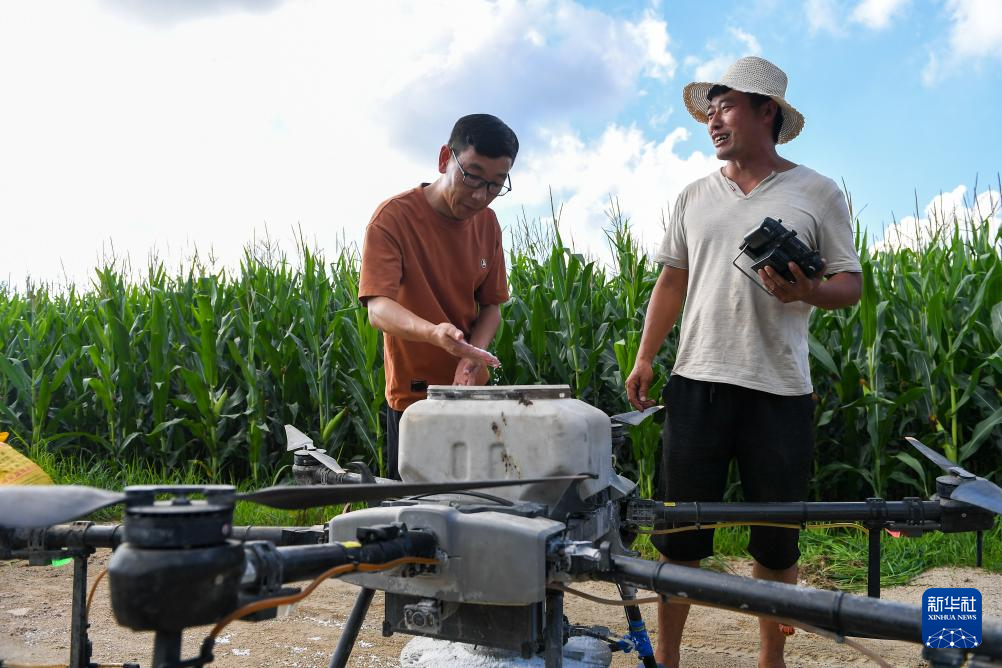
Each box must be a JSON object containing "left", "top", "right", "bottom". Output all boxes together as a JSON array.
[
  {"left": 707, "top": 85, "right": 783, "bottom": 144},
  {"left": 448, "top": 114, "right": 519, "bottom": 162}
]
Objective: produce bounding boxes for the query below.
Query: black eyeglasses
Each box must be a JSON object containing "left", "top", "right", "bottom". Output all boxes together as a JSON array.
[{"left": 450, "top": 148, "right": 512, "bottom": 197}]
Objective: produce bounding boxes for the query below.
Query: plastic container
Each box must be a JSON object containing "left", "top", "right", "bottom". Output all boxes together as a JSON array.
[{"left": 398, "top": 385, "right": 612, "bottom": 506}]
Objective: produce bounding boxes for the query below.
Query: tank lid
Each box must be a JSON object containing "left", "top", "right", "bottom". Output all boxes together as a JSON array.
[{"left": 426, "top": 385, "right": 573, "bottom": 401}]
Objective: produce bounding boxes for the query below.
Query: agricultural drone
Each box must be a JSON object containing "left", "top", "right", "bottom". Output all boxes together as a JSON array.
[{"left": 1, "top": 384, "right": 1000, "bottom": 668}]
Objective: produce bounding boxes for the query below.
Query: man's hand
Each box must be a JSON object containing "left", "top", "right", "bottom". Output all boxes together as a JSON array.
[
  {"left": 430, "top": 323, "right": 501, "bottom": 367},
  {"left": 758, "top": 259, "right": 827, "bottom": 304},
  {"left": 626, "top": 359, "right": 657, "bottom": 411},
  {"left": 453, "top": 357, "right": 489, "bottom": 386}
]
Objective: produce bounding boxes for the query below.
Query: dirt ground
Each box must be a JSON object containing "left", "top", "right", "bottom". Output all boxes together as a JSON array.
[{"left": 1, "top": 550, "right": 1000, "bottom": 668}]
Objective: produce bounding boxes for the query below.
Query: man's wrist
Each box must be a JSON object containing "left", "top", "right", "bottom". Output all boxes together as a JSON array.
[
  {"left": 799, "top": 278, "right": 827, "bottom": 306},
  {"left": 634, "top": 353, "right": 655, "bottom": 366},
  {"left": 468, "top": 335, "right": 491, "bottom": 350},
  {"left": 417, "top": 320, "right": 438, "bottom": 343}
]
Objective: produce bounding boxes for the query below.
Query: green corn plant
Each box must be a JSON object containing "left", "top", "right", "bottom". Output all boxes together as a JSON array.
[
  {"left": 332, "top": 247, "right": 386, "bottom": 471},
  {"left": 0, "top": 287, "right": 28, "bottom": 438},
  {"left": 82, "top": 266, "right": 146, "bottom": 457},
  {"left": 605, "top": 200, "right": 672, "bottom": 498},
  {"left": 0, "top": 285, "right": 84, "bottom": 450},
  {"left": 287, "top": 243, "right": 337, "bottom": 444},
  {"left": 145, "top": 269, "right": 176, "bottom": 458},
  {"left": 226, "top": 254, "right": 268, "bottom": 483},
  {"left": 613, "top": 333, "right": 664, "bottom": 499},
  {"left": 0, "top": 188, "right": 997, "bottom": 498},
  {"left": 172, "top": 275, "right": 243, "bottom": 478}
]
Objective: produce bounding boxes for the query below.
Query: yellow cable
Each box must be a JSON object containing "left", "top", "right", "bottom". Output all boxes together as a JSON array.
[
  {"left": 208, "top": 556, "right": 439, "bottom": 640},
  {"left": 85, "top": 567, "right": 108, "bottom": 618},
  {"left": 548, "top": 582, "right": 660, "bottom": 606}
]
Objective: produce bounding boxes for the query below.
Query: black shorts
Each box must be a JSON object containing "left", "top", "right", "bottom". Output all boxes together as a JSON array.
[{"left": 651, "top": 375, "right": 815, "bottom": 570}]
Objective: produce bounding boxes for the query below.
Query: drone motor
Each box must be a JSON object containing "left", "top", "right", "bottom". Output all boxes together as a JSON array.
[{"left": 108, "top": 488, "right": 244, "bottom": 632}]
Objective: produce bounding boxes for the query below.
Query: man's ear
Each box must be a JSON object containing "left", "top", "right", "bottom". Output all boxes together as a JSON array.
[
  {"left": 437, "top": 145, "right": 451, "bottom": 174},
  {"left": 763, "top": 99, "right": 779, "bottom": 124}
]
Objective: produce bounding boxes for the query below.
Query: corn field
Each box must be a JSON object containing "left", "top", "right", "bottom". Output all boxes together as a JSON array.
[{"left": 1, "top": 205, "right": 999, "bottom": 500}]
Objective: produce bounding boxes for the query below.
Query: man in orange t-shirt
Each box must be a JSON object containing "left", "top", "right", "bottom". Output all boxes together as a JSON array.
[{"left": 359, "top": 114, "right": 518, "bottom": 479}]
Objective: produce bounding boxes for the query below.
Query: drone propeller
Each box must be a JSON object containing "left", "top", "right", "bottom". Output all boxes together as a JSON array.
[
  {"left": 284, "top": 424, "right": 315, "bottom": 453},
  {"left": 236, "top": 477, "right": 594, "bottom": 509},
  {"left": 285, "top": 424, "right": 355, "bottom": 476},
  {"left": 907, "top": 436, "right": 1002, "bottom": 514},
  {"left": 0, "top": 475, "right": 591, "bottom": 529},
  {"left": 950, "top": 483, "right": 1002, "bottom": 515},
  {"left": 299, "top": 448, "right": 348, "bottom": 474},
  {"left": 0, "top": 485, "right": 128, "bottom": 529},
  {"left": 905, "top": 436, "right": 976, "bottom": 478},
  {"left": 610, "top": 405, "right": 663, "bottom": 426}
]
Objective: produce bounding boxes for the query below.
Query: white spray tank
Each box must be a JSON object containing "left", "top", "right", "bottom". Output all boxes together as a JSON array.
[{"left": 398, "top": 385, "right": 631, "bottom": 508}]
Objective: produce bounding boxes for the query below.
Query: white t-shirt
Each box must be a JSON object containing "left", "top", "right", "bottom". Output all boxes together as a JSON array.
[{"left": 655, "top": 165, "right": 861, "bottom": 395}]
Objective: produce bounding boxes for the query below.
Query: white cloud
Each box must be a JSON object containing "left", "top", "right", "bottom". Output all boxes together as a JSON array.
[
  {"left": 99, "top": 0, "right": 282, "bottom": 27},
  {"left": 805, "top": 0, "right": 843, "bottom": 35},
  {"left": 493, "top": 125, "right": 720, "bottom": 263},
  {"left": 692, "top": 55, "right": 737, "bottom": 83},
  {"left": 626, "top": 11, "right": 677, "bottom": 81},
  {"left": 649, "top": 106, "right": 675, "bottom": 129},
  {"left": 686, "top": 27, "right": 762, "bottom": 83},
  {"left": 943, "top": 0, "right": 1002, "bottom": 58},
  {"left": 525, "top": 28, "right": 546, "bottom": 48},
  {"left": 921, "top": 53, "right": 941, "bottom": 87},
  {"left": 849, "top": 0, "right": 909, "bottom": 30},
  {"left": 729, "top": 27, "right": 761, "bottom": 54},
  {"left": 381, "top": 2, "right": 677, "bottom": 156},
  {"left": 872, "top": 184, "right": 1001, "bottom": 251},
  {"left": 0, "top": 0, "right": 679, "bottom": 286},
  {"left": 922, "top": 0, "right": 1002, "bottom": 84},
  {"left": 805, "top": 0, "right": 907, "bottom": 38}
]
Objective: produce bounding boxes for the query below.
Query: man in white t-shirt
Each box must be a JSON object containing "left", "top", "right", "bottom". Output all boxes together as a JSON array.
[{"left": 625, "top": 56, "right": 862, "bottom": 668}]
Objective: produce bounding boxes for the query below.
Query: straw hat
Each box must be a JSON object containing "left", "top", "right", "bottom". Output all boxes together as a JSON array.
[{"left": 682, "top": 56, "right": 805, "bottom": 144}]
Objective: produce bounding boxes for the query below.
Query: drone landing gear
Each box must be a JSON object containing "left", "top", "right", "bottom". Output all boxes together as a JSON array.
[
  {"left": 4, "top": 522, "right": 137, "bottom": 668},
  {"left": 544, "top": 589, "right": 564, "bottom": 667},
  {"left": 618, "top": 584, "right": 658, "bottom": 668},
  {"left": 69, "top": 552, "right": 95, "bottom": 668},
  {"left": 328, "top": 587, "right": 375, "bottom": 668},
  {"left": 867, "top": 521, "right": 882, "bottom": 598},
  {"left": 151, "top": 631, "right": 183, "bottom": 668}
]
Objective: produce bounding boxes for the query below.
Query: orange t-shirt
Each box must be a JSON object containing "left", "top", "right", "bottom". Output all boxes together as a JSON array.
[{"left": 359, "top": 185, "right": 509, "bottom": 410}]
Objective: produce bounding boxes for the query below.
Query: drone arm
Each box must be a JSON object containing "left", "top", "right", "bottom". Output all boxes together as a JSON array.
[
  {"left": 626, "top": 498, "right": 941, "bottom": 526},
  {"left": 244, "top": 524, "right": 437, "bottom": 588},
  {"left": 0, "top": 523, "right": 126, "bottom": 558},
  {"left": 228, "top": 526, "right": 328, "bottom": 546},
  {"left": 1, "top": 524, "right": 329, "bottom": 560},
  {"left": 602, "top": 554, "right": 1002, "bottom": 657}
]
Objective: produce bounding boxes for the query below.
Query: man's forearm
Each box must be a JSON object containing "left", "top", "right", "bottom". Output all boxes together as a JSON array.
[
  {"left": 636, "top": 267, "right": 687, "bottom": 363},
  {"left": 468, "top": 304, "right": 502, "bottom": 350},
  {"left": 802, "top": 272, "right": 862, "bottom": 310},
  {"left": 366, "top": 296, "right": 435, "bottom": 343}
]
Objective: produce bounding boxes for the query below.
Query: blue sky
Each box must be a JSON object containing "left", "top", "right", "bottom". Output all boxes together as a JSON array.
[{"left": 1, "top": 0, "right": 1000, "bottom": 285}]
